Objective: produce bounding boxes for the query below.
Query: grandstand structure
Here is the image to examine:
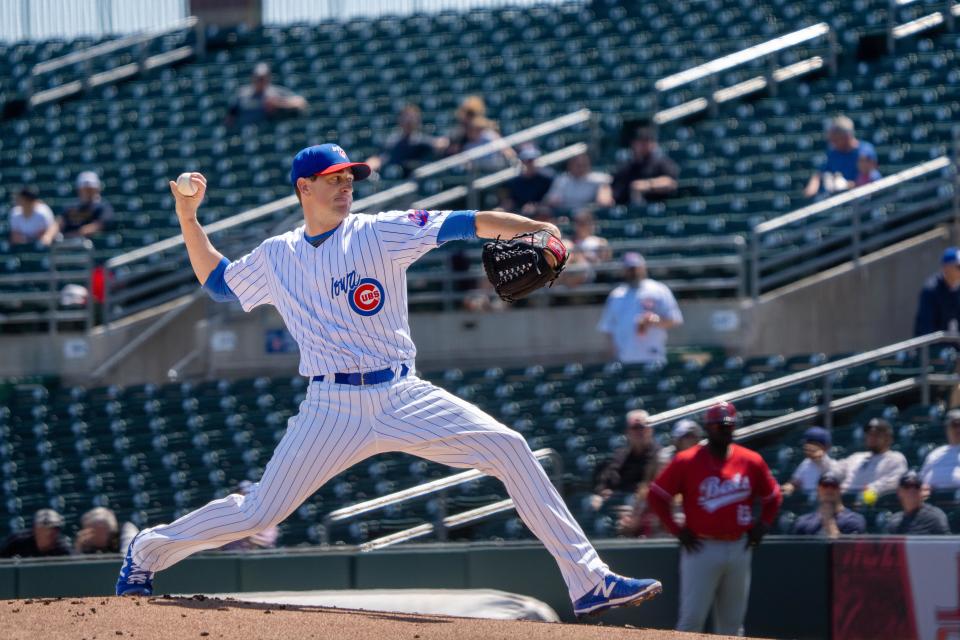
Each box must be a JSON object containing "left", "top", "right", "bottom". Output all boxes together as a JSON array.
[{"left": 0, "top": 0, "right": 959, "bottom": 588}]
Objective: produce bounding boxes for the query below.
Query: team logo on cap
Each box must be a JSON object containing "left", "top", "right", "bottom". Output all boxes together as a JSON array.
[
  {"left": 331, "top": 145, "right": 348, "bottom": 159},
  {"left": 349, "top": 278, "right": 385, "bottom": 316},
  {"left": 407, "top": 209, "right": 429, "bottom": 227}
]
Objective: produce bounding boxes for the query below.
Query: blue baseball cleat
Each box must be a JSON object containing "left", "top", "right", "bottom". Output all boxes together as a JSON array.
[
  {"left": 115, "top": 534, "right": 154, "bottom": 596},
  {"left": 573, "top": 573, "right": 662, "bottom": 617}
]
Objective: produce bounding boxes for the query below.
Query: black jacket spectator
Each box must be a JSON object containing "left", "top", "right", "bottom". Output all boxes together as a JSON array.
[
  {"left": 914, "top": 256, "right": 960, "bottom": 336},
  {"left": 0, "top": 529, "right": 72, "bottom": 558},
  {"left": 885, "top": 503, "right": 950, "bottom": 535},
  {"left": 611, "top": 128, "right": 679, "bottom": 205},
  {"left": 500, "top": 145, "right": 553, "bottom": 213}
]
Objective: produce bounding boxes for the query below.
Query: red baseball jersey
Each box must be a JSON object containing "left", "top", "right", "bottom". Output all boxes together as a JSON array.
[{"left": 650, "top": 443, "right": 781, "bottom": 538}]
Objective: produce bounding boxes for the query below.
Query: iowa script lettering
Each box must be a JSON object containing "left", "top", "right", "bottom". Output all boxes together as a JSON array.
[{"left": 330, "top": 270, "right": 362, "bottom": 297}]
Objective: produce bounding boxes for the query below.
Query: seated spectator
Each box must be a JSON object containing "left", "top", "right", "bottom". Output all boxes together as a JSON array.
[
  {"left": 559, "top": 210, "right": 611, "bottom": 288},
  {"left": 366, "top": 104, "right": 438, "bottom": 178},
  {"left": 781, "top": 426, "right": 842, "bottom": 498},
  {"left": 803, "top": 115, "right": 874, "bottom": 198},
  {"left": 841, "top": 418, "right": 908, "bottom": 499},
  {"left": 885, "top": 471, "right": 949, "bottom": 535},
  {"left": 461, "top": 116, "right": 512, "bottom": 172},
  {"left": 611, "top": 127, "right": 679, "bottom": 205},
  {"left": 597, "top": 252, "right": 683, "bottom": 365},
  {"left": 43, "top": 171, "right": 114, "bottom": 243},
  {"left": 498, "top": 145, "right": 554, "bottom": 216},
  {"left": 226, "top": 62, "right": 308, "bottom": 128},
  {"left": 914, "top": 246, "right": 960, "bottom": 336},
  {"left": 544, "top": 152, "right": 614, "bottom": 213},
  {"left": 74, "top": 506, "right": 139, "bottom": 554},
  {"left": 8, "top": 185, "right": 54, "bottom": 246},
  {"left": 0, "top": 508, "right": 72, "bottom": 558},
  {"left": 792, "top": 471, "right": 866, "bottom": 537},
  {"left": 439, "top": 95, "right": 487, "bottom": 157},
  {"left": 658, "top": 418, "right": 702, "bottom": 466},
  {"left": 855, "top": 143, "right": 881, "bottom": 186},
  {"left": 218, "top": 481, "right": 279, "bottom": 551},
  {"left": 589, "top": 409, "right": 661, "bottom": 512},
  {"left": 920, "top": 408, "right": 960, "bottom": 489}
]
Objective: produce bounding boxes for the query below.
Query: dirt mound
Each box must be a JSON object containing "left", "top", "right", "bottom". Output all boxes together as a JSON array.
[{"left": 0, "top": 595, "right": 747, "bottom": 640}]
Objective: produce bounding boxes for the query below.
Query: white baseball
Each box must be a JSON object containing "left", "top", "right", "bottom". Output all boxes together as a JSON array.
[{"left": 176, "top": 172, "right": 198, "bottom": 197}]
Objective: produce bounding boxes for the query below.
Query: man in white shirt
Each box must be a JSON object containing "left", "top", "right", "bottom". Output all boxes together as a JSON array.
[
  {"left": 781, "top": 426, "right": 841, "bottom": 498},
  {"left": 8, "top": 185, "right": 54, "bottom": 246},
  {"left": 920, "top": 409, "right": 960, "bottom": 490},
  {"left": 841, "top": 418, "right": 908, "bottom": 498},
  {"left": 597, "top": 252, "right": 683, "bottom": 365},
  {"left": 544, "top": 152, "right": 614, "bottom": 213}
]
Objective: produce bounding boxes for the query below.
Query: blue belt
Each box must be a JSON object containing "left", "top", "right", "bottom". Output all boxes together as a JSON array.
[{"left": 312, "top": 364, "right": 409, "bottom": 386}]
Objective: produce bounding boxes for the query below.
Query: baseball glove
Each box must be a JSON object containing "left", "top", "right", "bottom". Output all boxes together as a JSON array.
[{"left": 482, "top": 230, "right": 568, "bottom": 302}]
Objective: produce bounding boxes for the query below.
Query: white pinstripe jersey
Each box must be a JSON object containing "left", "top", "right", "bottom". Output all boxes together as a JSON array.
[{"left": 223, "top": 209, "right": 452, "bottom": 376}]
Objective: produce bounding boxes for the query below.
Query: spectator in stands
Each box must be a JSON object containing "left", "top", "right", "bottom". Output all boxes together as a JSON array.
[
  {"left": 589, "top": 410, "right": 661, "bottom": 512},
  {"left": 0, "top": 508, "right": 72, "bottom": 558},
  {"left": 920, "top": 408, "right": 960, "bottom": 489},
  {"left": 544, "top": 152, "right": 614, "bottom": 213},
  {"left": 559, "top": 210, "right": 611, "bottom": 288},
  {"left": 497, "top": 144, "right": 554, "bottom": 216},
  {"left": 658, "top": 418, "right": 702, "bottom": 466},
  {"left": 803, "top": 115, "right": 874, "bottom": 198},
  {"left": 439, "top": 95, "right": 487, "bottom": 157},
  {"left": 841, "top": 418, "right": 908, "bottom": 499},
  {"left": 366, "top": 104, "right": 438, "bottom": 178},
  {"left": 597, "top": 252, "right": 683, "bottom": 365},
  {"left": 226, "top": 62, "right": 308, "bottom": 128},
  {"left": 74, "top": 507, "right": 139, "bottom": 554},
  {"left": 781, "top": 426, "right": 842, "bottom": 498},
  {"left": 885, "top": 471, "right": 950, "bottom": 535},
  {"left": 461, "top": 116, "right": 512, "bottom": 172},
  {"left": 914, "top": 246, "right": 960, "bottom": 336},
  {"left": 43, "top": 171, "right": 114, "bottom": 243},
  {"left": 218, "top": 481, "right": 279, "bottom": 551},
  {"left": 855, "top": 143, "right": 882, "bottom": 186},
  {"left": 792, "top": 471, "right": 866, "bottom": 537},
  {"left": 8, "top": 185, "right": 55, "bottom": 246},
  {"left": 611, "top": 127, "right": 679, "bottom": 205}
]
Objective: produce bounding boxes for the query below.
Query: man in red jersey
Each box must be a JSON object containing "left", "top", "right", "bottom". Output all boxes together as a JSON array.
[{"left": 648, "top": 401, "right": 781, "bottom": 635}]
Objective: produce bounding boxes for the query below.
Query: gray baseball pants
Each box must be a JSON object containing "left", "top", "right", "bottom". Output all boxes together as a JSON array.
[{"left": 677, "top": 538, "right": 752, "bottom": 635}]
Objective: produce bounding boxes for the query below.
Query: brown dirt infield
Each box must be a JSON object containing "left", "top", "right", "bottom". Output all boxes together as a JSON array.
[{"left": 0, "top": 595, "right": 758, "bottom": 640}]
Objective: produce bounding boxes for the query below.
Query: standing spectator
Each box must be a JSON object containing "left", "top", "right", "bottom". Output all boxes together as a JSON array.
[
  {"left": 855, "top": 143, "right": 882, "bottom": 186},
  {"left": 226, "top": 62, "right": 308, "bottom": 128},
  {"left": 781, "top": 426, "right": 842, "bottom": 498},
  {"left": 803, "top": 115, "right": 874, "bottom": 198},
  {"left": 544, "top": 152, "right": 614, "bottom": 213},
  {"left": 611, "top": 127, "right": 679, "bottom": 205},
  {"left": 792, "top": 471, "right": 866, "bottom": 537},
  {"left": 75, "top": 507, "right": 139, "bottom": 554},
  {"left": 914, "top": 246, "right": 960, "bottom": 336},
  {"left": 8, "top": 185, "right": 55, "bottom": 246},
  {"left": 218, "top": 481, "right": 279, "bottom": 551},
  {"left": 658, "top": 418, "right": 702, "bottom": 466},
  {"left": 648, "top": 401, "right": 782, "bottom": 635},
  {"left": 920, "top": 408, "right": 960, "bottom": 489},
  {"left": 43, "top": 171, "right": 114, "bottom": 243},
  {"left": 498, "top": 144, "right": 554, "bottom": 216},
  {"left": 885, "top": 471, "right": 950, "bottom": 535},
  {"left": 366, "top": 104, "right": 438, "bottom": 178},
  {"left": 0, "top": 508, "right": 72, "bottom": 558},
  {"left": 597, "top": 252, "right": 683, "bottom": 365},
  {"left": 589, "top": 410, "right": 661, "bottom": 511},
  {"left": 841, "top": 418, "right": 909, "bottom": 499}
]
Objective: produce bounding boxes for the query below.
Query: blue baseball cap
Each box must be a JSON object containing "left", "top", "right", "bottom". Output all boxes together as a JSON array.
[
  {"left": 857, "top": 142, "right": 877, "bottom": 162},
  {"left": 290, "top": 143, "right": 371, "bottom": 189},
  {"left": 942, "top": 247, "right": 960, "bottom": 265},
  {"left": 803, "top": 426, "right": 831, "bottom": 448}
]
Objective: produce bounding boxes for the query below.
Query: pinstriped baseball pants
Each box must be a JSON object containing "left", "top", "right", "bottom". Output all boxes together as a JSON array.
[{"left": 133, "top": 374, "right": 609, "bottom": 601}]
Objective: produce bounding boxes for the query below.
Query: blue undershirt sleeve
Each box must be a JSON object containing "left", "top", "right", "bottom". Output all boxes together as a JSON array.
[
  {"left": 437, "top": 210, "right": 478, "bottom": 243},
  {"left": 202, "top": 256, "right": 239, "bottom": 303}
]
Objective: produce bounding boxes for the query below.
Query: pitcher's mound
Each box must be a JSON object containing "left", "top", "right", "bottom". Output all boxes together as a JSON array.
[{"left": 0, "top": 595, "right": 757, "bottom": 640}]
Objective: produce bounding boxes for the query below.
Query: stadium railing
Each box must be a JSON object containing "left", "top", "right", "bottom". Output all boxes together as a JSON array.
[
  {"left": 749, "top": 155, "right": 958, "bottom": 299},
  {"left": 26, "top": 17, "right": 205, "bottom": 108},
  {"left": 319, "top": 447, "right": 561, "bottom": 550},
  {"left": 647, "top": 330, "right": 958, "bottom": 436},
  {"left": 887, "top": 0, "right": 959, "bottom": 53},
  {"left": 652, "top": 22, "right": 837, "bottom": 125}
]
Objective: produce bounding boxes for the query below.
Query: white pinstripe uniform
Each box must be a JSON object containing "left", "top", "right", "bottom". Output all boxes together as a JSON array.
[{"left": 132, "top": 209, "right": 609, "bottom": 601}]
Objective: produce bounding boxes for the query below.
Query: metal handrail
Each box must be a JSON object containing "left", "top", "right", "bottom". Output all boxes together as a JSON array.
[
  {"left": 319, "top": 447, "right": 560, "bottom": 545},
  {"left": 647, "top": 331, "right": 955, "bottom": 428},
  {"left": 654, "top": 23, "right": 830, "bottom": 92},
  {"left": 359, "top": 498, "right": 516, "bottom": 551}
]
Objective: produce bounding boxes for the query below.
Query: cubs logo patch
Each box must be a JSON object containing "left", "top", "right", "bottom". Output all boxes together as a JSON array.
[
  {"left": 407, "top": 209, "right": 429, "bottom": 227},
  {"left": 348, "top": 278, "right": 385, "bottom": 316}
]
